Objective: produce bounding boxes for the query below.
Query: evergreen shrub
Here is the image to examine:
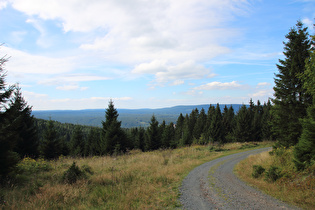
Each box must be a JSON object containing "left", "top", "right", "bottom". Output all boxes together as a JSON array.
[
  {"left": 252, "top": 165, "right": 265, "bottom": 178},
  {"left": 265, "top": 166, "right": 282, "bottom": 182},
  {"left": 62, "top": 162, "right": 86, "bottom": 184}
]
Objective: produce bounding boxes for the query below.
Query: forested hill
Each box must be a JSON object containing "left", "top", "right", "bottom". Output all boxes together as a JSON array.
[{"left": 32, "top": 104, "right": 246, "bottom": 128}]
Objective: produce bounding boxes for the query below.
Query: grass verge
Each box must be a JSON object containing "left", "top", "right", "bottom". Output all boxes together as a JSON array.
[
  {"left": 1, "top": 142, "right": 271, "bottom": 209},
  {"left": 235, "top": 147, "right": 315, "bottom": 210}
]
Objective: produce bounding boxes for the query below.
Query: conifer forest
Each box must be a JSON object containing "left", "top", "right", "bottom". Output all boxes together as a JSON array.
[{"left": 0, "top": 20, "right": 314, "bottom": 191}]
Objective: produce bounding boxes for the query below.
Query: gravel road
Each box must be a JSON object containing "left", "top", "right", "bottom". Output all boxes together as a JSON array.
[{"left": 179, "top": 147, "right": 299, "bottom": 210}]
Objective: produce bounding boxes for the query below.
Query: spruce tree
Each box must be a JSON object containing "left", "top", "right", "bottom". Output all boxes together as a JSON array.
[
  {"left": 174, "top": 113, "right": 185, "bottom": 145},
  {"left": 294, "top": 31, "right": 315, "bottom": 170},
  {"left": 85, "top": 127, "right": 101, "bottom": 156},
  {"left": 70, "top": 125, "right": 85, "bottom": 156},
  {"left": 145, "top": 115, "right": 160, "bottom": 150},
  {"left": 272, "top": 21, "right": 312, "bottom": 147},
  {"left": 222, "top": 105, "right": 235, "bottom": 142},
  {"left": 40, "top": 119, "right": 62, "bottom": 160},
  {"left": 5, "top": 85, "right": 39, "bottom": 158},
  {"left": 193, "top": 108, "right": 207, "bottom": 143},
  {"left": 136, "top": 127, "right": 146, "bottom": 151},
  {"left": 205, "top": 105, "right": 215, "bottom": 143},
  {"left": 0, "top": 54, "right": 19, "bottom": 177},
  {"left": 251, "top": 100, "right": 263, "bottom": 141},
  {"left": 261, "top": 100, "right": 273, "bottom": 141},
  {"left": 234, "top": 105, "right": 252, "bottom": 142},
  {"left": 161, "top": 122, "right": 175, "bottom": 148},
  {"left": 101, "top": 100, "right": 127, "bottom": 155},
  {"left": 209, "top": 104, "right": 224, "bottom": 144}
]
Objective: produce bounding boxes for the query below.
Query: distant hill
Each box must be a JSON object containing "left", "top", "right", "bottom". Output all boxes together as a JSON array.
[{"left": 32, "top": 104, "right": 246, "bottom": 128}]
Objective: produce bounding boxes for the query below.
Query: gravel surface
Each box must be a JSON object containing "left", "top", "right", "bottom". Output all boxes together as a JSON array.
[{"left": 179, "top": 147, "right": 300, "bottom": 210}]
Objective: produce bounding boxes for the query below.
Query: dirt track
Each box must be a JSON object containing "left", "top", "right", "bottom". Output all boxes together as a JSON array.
[{"left": 179, "top": 148, "right": 299, "bottom": 210}]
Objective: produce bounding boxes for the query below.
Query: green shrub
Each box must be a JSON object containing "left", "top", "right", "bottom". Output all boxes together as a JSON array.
[
  {"left": 252, "top": 165, "right": 265, "bottom": 178},
  {"left": 62, "top": 162, "right": 86, "bottom": 184},
  {"left": 265, "top": 166, "right": 282, "bottom": 182}
]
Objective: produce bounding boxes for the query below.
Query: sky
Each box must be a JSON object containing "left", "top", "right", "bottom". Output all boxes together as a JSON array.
[{"left": 0, "top": 0, "right": 314, "bottom": 110}]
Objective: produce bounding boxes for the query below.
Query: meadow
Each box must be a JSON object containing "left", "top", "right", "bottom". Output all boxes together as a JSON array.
[
  {"left": 1, "top": 142, "right": 270, "bottom": 209},
  {"left": 235, "top": 147, "right": 315, "bottom": 209}
]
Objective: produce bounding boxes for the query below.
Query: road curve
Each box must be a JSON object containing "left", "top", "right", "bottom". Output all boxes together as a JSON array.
[{"left": 179, "top": 147, "right": 299, "bottom": 210}]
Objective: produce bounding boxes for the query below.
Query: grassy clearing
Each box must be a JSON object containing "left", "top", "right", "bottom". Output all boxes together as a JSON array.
[
  {"left": 235, "top": 147, "right": 315, "bottom": 210},
  {"left": 1, "top": 142, "right": 271, "bottom": 209}
]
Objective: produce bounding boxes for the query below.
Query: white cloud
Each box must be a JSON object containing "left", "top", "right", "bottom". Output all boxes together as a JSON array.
[
  {"left": 257, "top": 82, "right": 271, "bottom": 87},
  {"left": 194, "top": 81, "right": 243, "bottom": 90},
  {"left": 0, "top": 0, "right": 9, "bottom": 9},
  {"left": 39, "top": 74, "right": 111, "bottom": 86},
  {"left": 132, "top": 60, "right": 167, "bottom": 74},
  {"left": 302, "top": 18, "right": 314, "bottom": 31},
  {"left": 56, "top": 84, "right": 88, "bottom": 91},
  {"left": 26, "top": 18, "right": 52, "bottom": 48},
  {"left": 2, "top": 46, "right": 75, "bottom": 74},
  {"left": 171, "top": 80, "right": 185, "bottom": 86},
  {"left": 23, "top": 90, "right": 48, "bottom": 98},
  {"left": 8, "top": 0, "right": 249, "bottom": 84},
  {"left": 133, "top": 60, "right": 215, "bottom": 85}
]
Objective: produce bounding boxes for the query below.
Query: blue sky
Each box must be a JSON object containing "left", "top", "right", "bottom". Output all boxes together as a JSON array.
[{"left": 0, "top": 0, "right": 314, "bottom": 110}]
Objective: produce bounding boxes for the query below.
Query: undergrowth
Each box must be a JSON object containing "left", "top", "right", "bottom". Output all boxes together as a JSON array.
[
  {"left": 0, "top": 141, "right": 270, "bottom": 209},
  {"left": 236, "top": 146, "right": 315, "bottom": 209}
]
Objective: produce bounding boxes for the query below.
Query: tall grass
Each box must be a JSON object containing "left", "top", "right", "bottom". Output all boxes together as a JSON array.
[
  {"left": 235, "top": 147, "right": 315, "bottom": 209},
  {"left": 1, "top": 142, "right": 270, "bottom": 209}
]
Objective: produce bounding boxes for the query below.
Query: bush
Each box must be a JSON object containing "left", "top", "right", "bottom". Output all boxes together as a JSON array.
[
  {"left": 62, "top": 162, "right": 86, "bottom": 184},
  {"left": 252, "top": 165, "right": 265, "bottom": 178},
  {"left": 265, "top": 166, "right": 282, "bottom": 182}
]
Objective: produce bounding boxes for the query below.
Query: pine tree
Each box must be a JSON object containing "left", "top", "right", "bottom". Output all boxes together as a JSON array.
[
  {"left": 272, "top": 21, "right": 312, "bottom": 147},
  {"left": 40, "top": 119, "right": 62, "bottom": 160},
  {"left": 101, "top": 100, "right": 127, "bottom": 155},
  {"left": 0, "top": 54, "right": 19, "bottom": 177},
  {"left": 145, "top": 115, "right": 160, "bottom": 150},
  {"left": 5, "top": 85, "right": 39, "bottom": 158}
]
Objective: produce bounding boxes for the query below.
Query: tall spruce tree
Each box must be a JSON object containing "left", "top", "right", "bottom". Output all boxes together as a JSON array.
[
  {"left": 0, "top": 54, "right": 18, "bottom": 177},
  {"left": 145, "top": 115, "right": 160, "bottom": 150},
  {"left": 209, "top": 104, "right": 224, "bottom": 144},
  {"left": 5, "top": 85, "right": 39, "bottom": 158},
  {"left": 261, "top": 100, "right": 273, "bottom": 141},
  {"left": 222, "top": 105, "right": 235, "bottom": 142},
  {"left": 193, "top": 108, "right": 207, "bottom": 142},
  {"left": 101, "top": 100, "right": 127, "bottom": 155},
  {"left": 294, "top": 31, "right": 315, "bottom": 170},
  {"left": 205, "top": 105, "right": 215, "bottom": 143},
  {"left": 272, "top": 21, "right": 312, "bottom": 147},
  {"left": 174, "top": 113, "right": 185, "bottom": 145},
  {"left": 234, "top": 105, "right": 252, "bottom": 142}
]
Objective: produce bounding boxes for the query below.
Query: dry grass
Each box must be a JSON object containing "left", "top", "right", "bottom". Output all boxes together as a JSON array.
[
  {"left": 1, "top": 142, "right": 271, "bottom": 209},
  {"left": 235, "top": 148, "right": 315, "bottom": 210}
]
